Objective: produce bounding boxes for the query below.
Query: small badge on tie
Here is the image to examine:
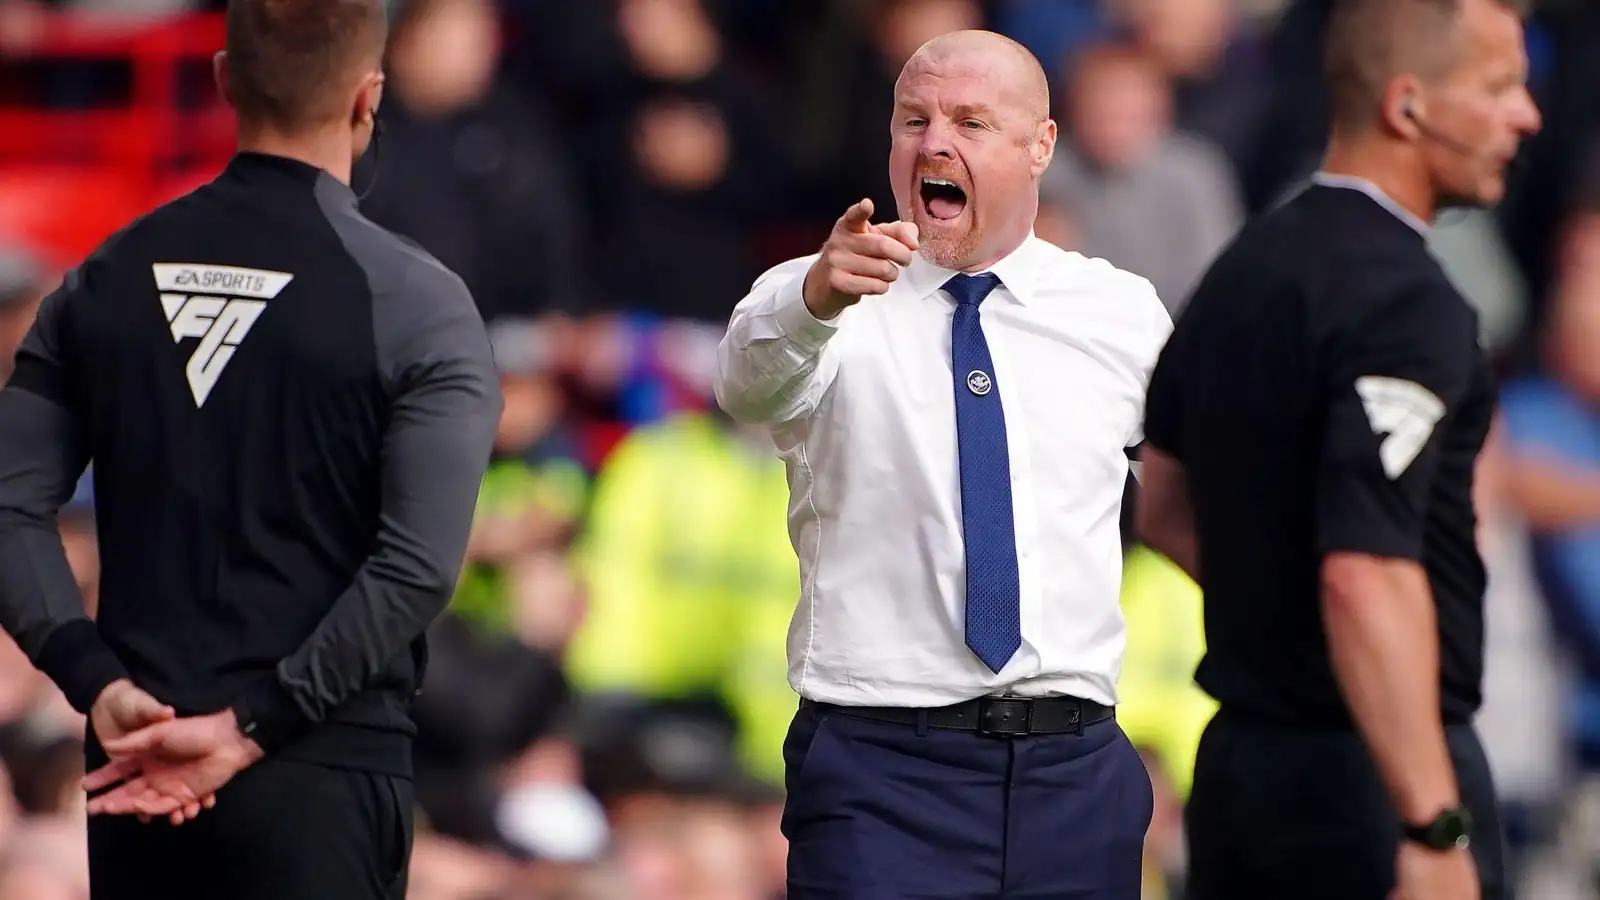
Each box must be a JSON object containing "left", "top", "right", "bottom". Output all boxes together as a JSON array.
[{"left": 966, "top": 370, "right": 992, "bottom": 396}]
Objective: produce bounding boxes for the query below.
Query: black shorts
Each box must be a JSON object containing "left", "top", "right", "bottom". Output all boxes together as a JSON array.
[
  {"left": 87, "top": 757, "right": 413, "bottom": 900},
  {"left": 1184, "top": 711, "right": 1508, "bottom": 900}
]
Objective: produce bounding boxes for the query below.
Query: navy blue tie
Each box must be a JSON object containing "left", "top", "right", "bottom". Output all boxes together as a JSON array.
[{"left": 944, "top": 272, "right": 1021, "bottom": 673}]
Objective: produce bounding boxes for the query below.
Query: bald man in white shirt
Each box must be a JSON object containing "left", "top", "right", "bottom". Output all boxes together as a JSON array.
[{"left": 716, "top": 30, "right": 1172, "bottom": 900}]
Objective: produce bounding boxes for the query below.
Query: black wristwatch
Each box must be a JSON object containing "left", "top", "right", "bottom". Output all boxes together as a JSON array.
[{"left": 1402, "top": 807, "right": 1473, "bottom": 851}]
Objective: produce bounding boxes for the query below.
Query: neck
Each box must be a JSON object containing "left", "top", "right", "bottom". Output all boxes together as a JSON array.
[
  {"left": 235, "top": 123, "right": 354, "bottom": 185},
  {"left": 959, "top": 210, "right": 1036, "bottom": 273},
  {"left": 1320, "top": 131, "right": 1435, "bottom": 223}
]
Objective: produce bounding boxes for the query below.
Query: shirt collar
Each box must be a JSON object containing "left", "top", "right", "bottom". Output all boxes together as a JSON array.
[
  {"left": 1310, "top": 171, "right": 1432, "bottom": 237},
  {"left": 902, "top": 233, "right": 1041, "bottom": 306}
]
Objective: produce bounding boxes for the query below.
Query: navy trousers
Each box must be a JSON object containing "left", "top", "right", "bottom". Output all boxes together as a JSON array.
[{"left": 782, "top": 701, "right": 1154, "bottom": 900}]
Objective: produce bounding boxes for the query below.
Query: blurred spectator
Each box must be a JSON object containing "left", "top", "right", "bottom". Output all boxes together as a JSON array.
[
  {"left": 414, "top": 319, "right": 586, "bottom": 851},
  {"left": 567, "top": 409, "right": 796, "bottom": 786},
  {"left": 360, "top": 0, "right": 590, "bottom": 322},
  {"left": 1500, "top": 198, "right": 1600, "bottom": 887},
  {"left": 1043, "top": 42, "right": 1242, "bottom": 315},
  {"left": 563, "top": 0, "right": 788, "bottom": 324},
  {"left": 1114, "top": 0, "right": 1273, "bottom": 194},
  {"left": 992, "top": 0, "right": 1108, "bottom": 82},
  {"left": 0, "top": 245, "right": 45, "bottom": 383},
  {"left": 1117, "top": 546, "right": 1216, "bottom": 803}
]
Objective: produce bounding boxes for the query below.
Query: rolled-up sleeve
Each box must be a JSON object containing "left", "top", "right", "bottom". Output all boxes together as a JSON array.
[{"left": 714, "top": 254, "right": 843, "bottom": 425}]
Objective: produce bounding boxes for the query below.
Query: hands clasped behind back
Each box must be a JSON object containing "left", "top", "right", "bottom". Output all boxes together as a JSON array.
[{"left": 803, "top": 198, "right": 921, "bottom": 321}]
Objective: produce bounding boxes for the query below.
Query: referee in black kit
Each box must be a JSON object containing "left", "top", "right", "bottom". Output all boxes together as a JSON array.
[
  {"left": 0, "top": 0, "right": 500, "bottom": 897},
  {"left": 1135, "top": 1, "right": 1541, "bottom": 899}
]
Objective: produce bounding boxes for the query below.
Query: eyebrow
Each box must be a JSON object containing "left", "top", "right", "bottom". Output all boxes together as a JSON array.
[
  {"left": 893, "top": 101, "right": 1000, "bottom": 120},
  {"left": 950, "top": 103, "right": 997, "bottom": 120}
]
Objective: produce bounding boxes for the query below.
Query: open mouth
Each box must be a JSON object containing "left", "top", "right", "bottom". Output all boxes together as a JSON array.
[{"left": 919, "top": 177, "right": 968, "bottom": 221}]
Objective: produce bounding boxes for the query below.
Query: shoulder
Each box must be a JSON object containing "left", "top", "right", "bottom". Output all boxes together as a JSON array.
[
  {"left": 1029, "top": 239, "right": 1171, "bottom": 339},
  {"left": 1339, "top": 264, "right": 1476, "bottom": 346},
  {"left": 318, "top": 202, "right": 489, "bottom": 381},
  {"left": 322, "top": 195, "right": 476, "bottom": 324}
]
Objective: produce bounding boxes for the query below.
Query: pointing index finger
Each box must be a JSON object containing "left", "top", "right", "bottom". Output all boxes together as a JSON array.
[{"left": 839, "top": 198, "right": 874, "bottom": 234}]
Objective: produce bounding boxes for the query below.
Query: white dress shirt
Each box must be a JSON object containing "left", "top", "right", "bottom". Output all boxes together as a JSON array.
[{"left": 715, "top": 234, "right": 1172, "bottom": 708}]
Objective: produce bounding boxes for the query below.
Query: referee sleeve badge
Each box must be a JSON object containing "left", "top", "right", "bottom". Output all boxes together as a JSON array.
[{"left": 1355, "top": 375, "right": 1447, "bottom": 480}]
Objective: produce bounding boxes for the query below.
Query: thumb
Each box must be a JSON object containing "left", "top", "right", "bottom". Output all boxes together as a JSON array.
[
  {"left": 874, "top": 220, "right": 920, "bottom": 252},
  {"left": 118, "top": 691, "right": 175, "bottom": 729},
  {"left": 101, "top": 721, "right": 169, "bottom": 757},
  {"left": 839, "top": 198, "right": 874, "bottom": 235}
]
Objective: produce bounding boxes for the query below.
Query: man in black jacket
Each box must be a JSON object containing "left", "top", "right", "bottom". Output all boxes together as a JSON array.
[{"left": 0, "top": 1, "right": 501, "bottom": 897}]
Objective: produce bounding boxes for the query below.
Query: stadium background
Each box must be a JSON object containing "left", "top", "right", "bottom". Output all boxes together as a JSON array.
[{"left": 0, "top": 0, "right": 1596, "bottom": 897}]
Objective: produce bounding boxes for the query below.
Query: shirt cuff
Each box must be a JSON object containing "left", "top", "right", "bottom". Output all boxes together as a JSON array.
[
  {"left": 230, "top": 672, "right": 312, "bottom": 754},
  {"left": 772, "top": 274, "right": 841, "bottom": 354},
  {"left": 34, "top": 618, "right": 128, "bottom": 715}
]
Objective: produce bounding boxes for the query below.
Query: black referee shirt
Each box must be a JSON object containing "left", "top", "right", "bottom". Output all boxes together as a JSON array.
[
  {"left": 0, "top": 153, "right": 501, "bottom": 775},
  {"left": 1144, "top": 180, "right": 1495, "bottom": 729}
]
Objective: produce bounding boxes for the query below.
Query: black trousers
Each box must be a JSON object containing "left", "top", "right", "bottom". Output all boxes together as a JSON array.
[
  {"left": 88, "top": 757, "right": 413, "bottom": 900},
  {"left": 1185, "top": 711, "right": 1508, "bottom": 900}
]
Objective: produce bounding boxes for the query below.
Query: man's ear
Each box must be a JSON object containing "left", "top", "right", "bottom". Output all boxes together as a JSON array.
[
  {"left": 1030, "top": 118, "right": 1058, "bottom": 177},
  {"left": 213, "top": 51, "right": 234, "bottom": 109},
  {"left": 353, "top": 71, "right": 385, "bottom": 126}
]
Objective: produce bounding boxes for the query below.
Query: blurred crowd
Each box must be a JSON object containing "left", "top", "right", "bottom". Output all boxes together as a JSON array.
[{"left": 4, "top": 0, "right": 1600, "bottom": 897}]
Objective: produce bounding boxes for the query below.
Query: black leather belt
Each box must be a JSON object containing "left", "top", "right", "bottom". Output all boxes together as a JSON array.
[{"left": 801, "top": 695, "right": 1113, "bottom": 737}]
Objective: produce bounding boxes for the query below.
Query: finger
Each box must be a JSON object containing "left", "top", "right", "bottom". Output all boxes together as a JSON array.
[
  {"left": 83, "top": 756, "right": 142, "bottom": 792},
  {"left": 202, "top": 794, "right": 217, "bottom": 809},
  {"left": 87, "top": 784, "right": 140, "bottom": 817},
  {"left": 868, "top": 232, "right": 915, "bottom": 266},
  {"left": 874, "top": 221, "right": 920, "bottom": 253},
  {"left": 836, "top": 254, "right": 900, "bottom": 285},
  {"left": 132, "top": 787, "right": 186, "bottom": 819},
  {"left": 102, "top": 723, "right": 169, "bottom": 757},
  {"left": 829, "top": 274, "right": 894, "bottom": 297},
  {"left": 839, "top": 230, "right": 914, "bottom": 267},
  {"left": 170, "top": 801, "right": 202, "bottom": 827},
  {"left": 838, "top": 198, "right": 874, "bottom": 235},
  {"left": 132, "top": 693, "right": 176, "bottom": 723}
]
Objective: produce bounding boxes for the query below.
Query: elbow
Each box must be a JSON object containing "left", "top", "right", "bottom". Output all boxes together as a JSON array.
[
  {"left": 383, "top": 550, "right": 460, "bottom": 613},
  {"left": 1319, "top": 552, "right": 1423, "bottom": 629},
  {"left": 1132, "top": 499, "right": 1163, "bottom": 549},
  {"left": 711, "top": 372, "right": 771, "bottom": 426}
]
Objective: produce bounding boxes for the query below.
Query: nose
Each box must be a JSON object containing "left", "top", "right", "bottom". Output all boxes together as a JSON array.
[
  {"left": 919, "top": 120, "right": 958, "bottom": 159},
  {"left": 1515, "top": 86, "right": 1543, "bottom": 136}
]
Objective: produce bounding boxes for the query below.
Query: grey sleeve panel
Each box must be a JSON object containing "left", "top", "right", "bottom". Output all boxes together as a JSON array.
[
  {"left": 260, "top": 181, "right": 501, "bottom": 731},
  {"left": 0, "top": 280, "right": 127, "bottom": 712},
  {"left": 0, "top": 387, "right": 91, "bottom": 658}
]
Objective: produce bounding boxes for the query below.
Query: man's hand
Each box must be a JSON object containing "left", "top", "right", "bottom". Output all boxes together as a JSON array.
[
  {"left": 82, "top": 710, "right": 260, "bottom": 825},
  {"left": 803, "top": 198, "right": 920, "bottom": 321},
  {"left": 89, "top": 679, "right": 174, "bottom": 748},
  {"left": 1392, "top": 842, "right": 1479, "bottom": 900}
]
